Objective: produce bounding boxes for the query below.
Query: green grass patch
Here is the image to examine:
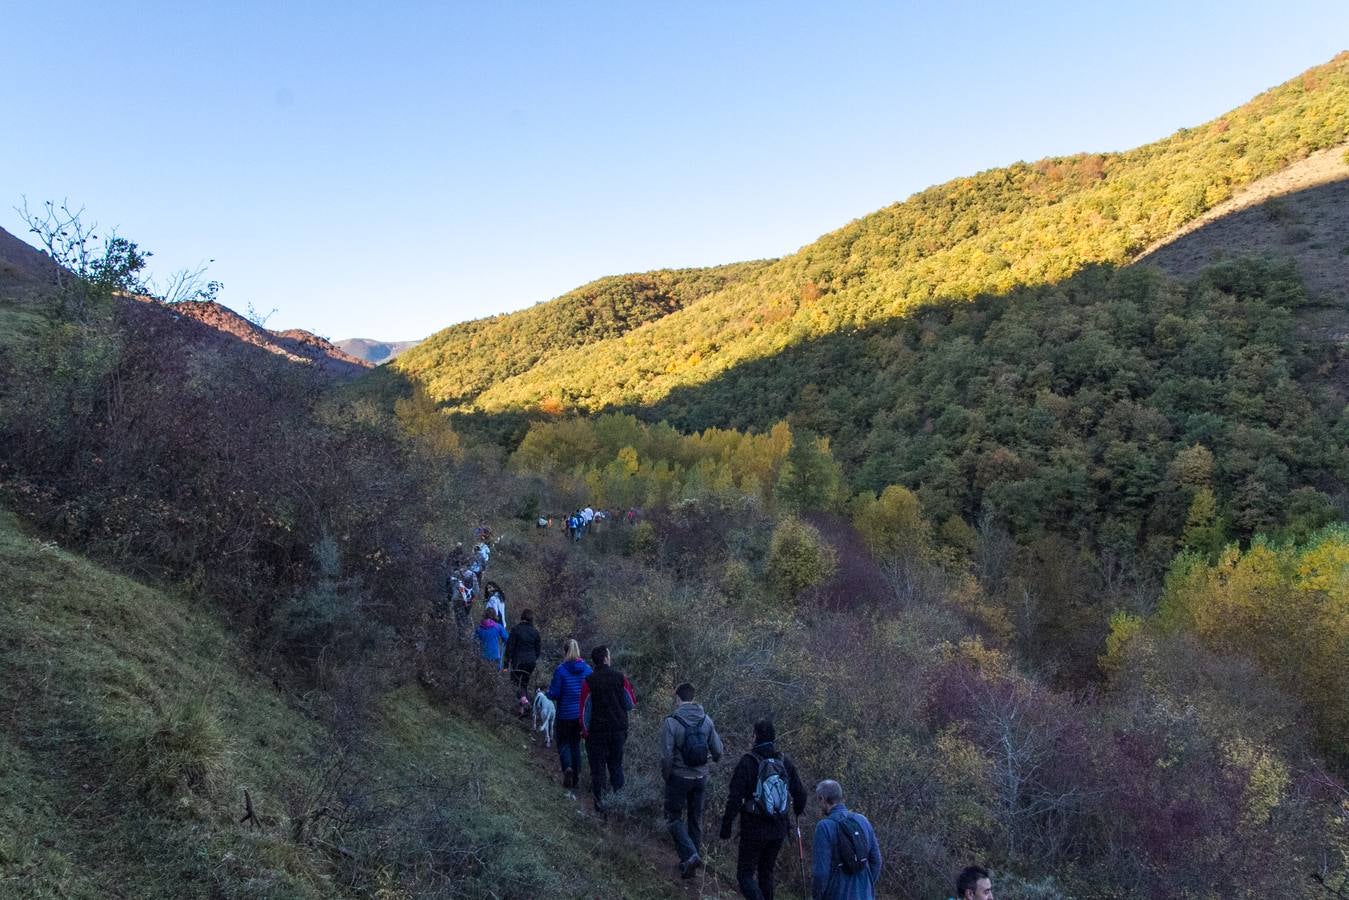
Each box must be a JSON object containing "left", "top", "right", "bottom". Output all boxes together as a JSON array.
[{"left": 0, "top": 509, "right": 678, "bottom": 898}]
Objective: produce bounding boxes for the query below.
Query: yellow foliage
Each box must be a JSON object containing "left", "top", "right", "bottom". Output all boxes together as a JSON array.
[
  {"left": 1159, "top": 527, "right": 1349, "bottom": 764},
  {"left": 766, "top": 516, "right": 837, "bottom": 601},
  {"left": 1294, "top": 538, "right": 1349, "bottom": 595},
  {"left": 940, "top": 635, "right": 1009, "bottom": 678},
  {"left": 1100, "top": 609, "right": 1143, "bottom": 675},
  {"left": 1223, "top": 738, "right": 1290, "bottom": 827},
  {"left": 852, "top": 484, "right": 931, "bottom": 561},
  {"left": 393, "top": 386, "right": 462, "bottom": 461}
]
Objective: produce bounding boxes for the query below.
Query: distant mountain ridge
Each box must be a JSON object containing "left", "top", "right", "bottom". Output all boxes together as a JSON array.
[
  {"left": 169, "top": 300, "right": 371, "bottom": 378},
  {"left": 335, "top": 337, "right": 421, "bottom": 365},
  {"left": 0, "top": 225, "right": 370, "bottom": 379}
]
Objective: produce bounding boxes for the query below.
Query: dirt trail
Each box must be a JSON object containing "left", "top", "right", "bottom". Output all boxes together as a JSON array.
[
  {"left": 510, "top": 691, "right": 752, "bottom": 898},
  {"left": 470, "top": 527, "right": 741, "bottom": 898}
]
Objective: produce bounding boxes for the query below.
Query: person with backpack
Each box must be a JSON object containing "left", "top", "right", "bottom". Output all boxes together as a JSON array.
[
  {"left": 504, "top": 609, "right": 542, "bottom": 714},
  {"left": 474, "top": 608, "right": 509, "bottom": 669},
  {"left": 719, "top": 720, "right": 808, "bottom": 900},
  {"left": 810, "top": 779, "right": 881, "bottom": 900},
  {"left": 578, "top": 645, "right": 637, "bottom": 813},
  {"left": 451, "top": 570, "right": 474, "bottom": 635},
  {"left": 547, "top": 639, "right": 593, "bottom": 789},
  {"left": 485, "top": 582, "right": 506, "bottom": 627},
  {"left": 661, "top": 682, "right": 724, "bottom": 878}
]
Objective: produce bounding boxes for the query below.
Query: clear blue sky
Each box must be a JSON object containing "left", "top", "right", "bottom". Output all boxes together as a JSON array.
[{"left": 5, "top": 2, "right": 1347, "bottom": 340}]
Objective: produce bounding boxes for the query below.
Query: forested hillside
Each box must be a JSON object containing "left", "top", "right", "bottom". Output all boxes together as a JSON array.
[
  {"left": 402, "top": 54, "right": 1349, "bottom": 426},
  {"left": 394, "top": 261, "right": 772, "bottom": 408}
]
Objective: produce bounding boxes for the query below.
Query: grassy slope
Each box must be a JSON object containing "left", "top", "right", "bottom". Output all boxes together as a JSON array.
[
  {"left": 393, "top": 261, "right": 773, "bottom": 407},
  {"left": 0, "top": 508, "right": 672, "bottom": 899},
  {"left": 416, "top": 55, "right": 1349, "bottom": 416}
]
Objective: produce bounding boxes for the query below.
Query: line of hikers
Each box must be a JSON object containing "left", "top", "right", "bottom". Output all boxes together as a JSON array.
[
  {"left": 539, "top": 640, "right": 879, "bottom": 898},
  {"left": 444, "top": 528, "right": 995, "bottom": 900},
  {"left": 534, "top": 636, "right": 996, "bottom": 900}
]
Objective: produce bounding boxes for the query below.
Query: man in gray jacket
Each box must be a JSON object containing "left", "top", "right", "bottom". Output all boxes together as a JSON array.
[{"left": 661, "top": 682, "right": 724, "bottom": 878}]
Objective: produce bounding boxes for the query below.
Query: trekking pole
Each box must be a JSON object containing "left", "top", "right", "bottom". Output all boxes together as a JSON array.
[{"left": 793, "top": 812, "right": 809, "bottom": 900}]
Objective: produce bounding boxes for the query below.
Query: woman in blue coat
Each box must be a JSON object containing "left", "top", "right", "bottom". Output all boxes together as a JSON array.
[
  {"left": 547, "top": 638, "right": 592, "bottom": 789},
  {"left": 475, "top": 609, "right": 509, "bottom": 669}
]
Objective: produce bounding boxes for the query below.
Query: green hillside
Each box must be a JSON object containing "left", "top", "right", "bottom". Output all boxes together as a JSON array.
[
  {"left": 0, "top": 507, "right": 672, "bottom": 899},
  {"left": 401, "top": 55, "right": 1349, "bottom": 420},
  {"left": 394, "top": 261, "right": 772, "bottom": 408}
]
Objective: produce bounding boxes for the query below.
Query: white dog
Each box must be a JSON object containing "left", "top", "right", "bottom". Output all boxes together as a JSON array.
[{"left": 533, "top": 689, "right": 556, "bottom": 748}]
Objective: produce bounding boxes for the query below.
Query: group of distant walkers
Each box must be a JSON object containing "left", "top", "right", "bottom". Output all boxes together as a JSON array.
[
  {"left": 537, "top": 505, "right": 642, "bottom": 539},
  {"left": 440, "top": 523, "right": 997, "bottom": 900}
]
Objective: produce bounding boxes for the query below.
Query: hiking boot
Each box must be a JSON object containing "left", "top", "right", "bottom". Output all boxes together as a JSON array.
[
  {"left": 563, "top": 768, "right": 575, "bottom": 789},
  {"left": 679, "top": 854, "right": 702, "bottom": 879}
]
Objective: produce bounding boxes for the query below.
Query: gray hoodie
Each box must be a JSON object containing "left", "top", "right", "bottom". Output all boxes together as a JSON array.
[{"left": 661, "top": 702, "right": 724, "bottom": 780}]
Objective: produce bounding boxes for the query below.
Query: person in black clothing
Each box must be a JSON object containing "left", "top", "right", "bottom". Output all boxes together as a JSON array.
[
  {"left": 719, "top": 719, "right": 808, "bottom": 900},
  {"left": 579, "top": 645, "right": 636, "bottom": 814},
  {"left": 504, "top": 609, "right": 542, "bottom": 713}
]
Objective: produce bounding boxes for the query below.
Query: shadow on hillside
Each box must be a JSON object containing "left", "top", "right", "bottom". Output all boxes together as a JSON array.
[
  {"left": 435, "top": 180, "right": 1349, "bottom": 463},
  {"left": 1141, "top": 176, "right": 1349, "bottom": 309},
  {"left": 639, "top": 178, "right": 1349, "bottom": 439}
]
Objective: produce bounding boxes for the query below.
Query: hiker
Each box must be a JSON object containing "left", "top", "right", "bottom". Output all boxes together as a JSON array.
[
  {"left": 578, "top": 645, "right": 637, "bottom": 813},
  {"left": 547, "top": 639, "right": 593, "bottom": 789},
  {"left": 450, "top": 572, "right": 472, "bottom": 634},
  {"left": 475, "top": 608, "right": 509, "bottom": 669},
  {"left": 661, "top": 682, "right": 724, "bottom": 878},
  {"left": 504, "top": 609, "right": 543, "bottom": 713},
  {"left": 719, "top": 719, "right": 808, "bottom": 900},
  {"left": 485, "top": 582, "right": 506, "bottom": 627},
  {"left": 434, "top": 567, "right": 453, "bottom": 621},
  {"left": 952, "top": 866, "right": 994, "bottom": 900},
  {"left": 810, "top": 779, "right": 881, "bottom": 900}
]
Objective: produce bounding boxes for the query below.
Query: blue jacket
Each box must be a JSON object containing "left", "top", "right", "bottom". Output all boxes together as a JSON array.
[
  {"left": 475, "top": 619, "right": 508, "bottom": 664},
  {"left": 811, "top": 804, "right": 882, "bottom": 900},
  {"left": 547, "top": 658, "right": 593, "bottom": 721}
]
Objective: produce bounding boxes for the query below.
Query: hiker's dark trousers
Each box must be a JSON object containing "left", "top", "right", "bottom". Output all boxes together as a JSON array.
[
  {"left": 556, "top": 719, "right": 582, "bottom": 775},
  {"left": 736, "top": 833, "right": 784, "bottom": 900},
  {"left": 510, "top": 662, "right": 535, "bottom": 697},
  {"left": 664, "top": 775, "right": 706, "bottom": 863},
  {"left": 586, "top": 730, "right": 626, "bottom": 806}
]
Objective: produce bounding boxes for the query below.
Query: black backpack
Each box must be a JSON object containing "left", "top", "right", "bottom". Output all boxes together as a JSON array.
[
  {"left": 833, "top": 814, "right": 869, "bottom": 875},
  {"left": 676, "top": 714, "right": 710, "bottom": 767}
]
